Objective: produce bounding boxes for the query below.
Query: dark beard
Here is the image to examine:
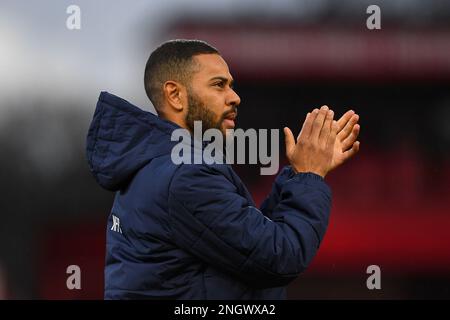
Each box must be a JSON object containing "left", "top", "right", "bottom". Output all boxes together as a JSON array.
[
  {"left": 185, "top": 89, "right": 237, "bottom": 137},
  {"left": 185, "top": 91, "right": 221, "bottom": 134}
]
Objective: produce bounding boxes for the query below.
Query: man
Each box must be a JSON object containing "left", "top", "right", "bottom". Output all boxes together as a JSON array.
[{"left": 86, "top": 39, "right": 360, "bottom": 299}]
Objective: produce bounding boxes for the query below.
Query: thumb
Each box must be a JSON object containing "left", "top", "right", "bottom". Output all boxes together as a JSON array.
[{"left": 284, "top": 127, "right": 295, "bottom": 155}]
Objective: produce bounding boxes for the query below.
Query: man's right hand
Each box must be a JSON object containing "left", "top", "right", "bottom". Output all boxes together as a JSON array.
[{"left": 284, "top": 105, "right": 338, "bottom": 178}]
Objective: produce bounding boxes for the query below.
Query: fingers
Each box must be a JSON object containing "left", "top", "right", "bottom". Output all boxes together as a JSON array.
[
  {"left": 326, "top": 120, "right": 339, "bottom": 151},
  {"left": 319, "top": 109, "right": 334, "bottom": 147},
  {"left": 298, "top": 110, "right": 318, "bottom": 141},
  {"left": 338, "top": 113, "right": 359, "bottom": 141},
  {"left": 297, "top": 109, "right": 317, "bottom": 141},
  {"left": 342, "top": 141, "right": 360, "bottom": 163},
  {"left": 341, "top": 124, "right": 360, "bottom": 151},
  {"left": 283, "top": 127, "right": 295, "bottom": 155},
  {"left": 310, "top": 106, "right": 329, "bottom": 141},
  {"left": 336, "top": 110, "right": 355, "bottom": 132}
]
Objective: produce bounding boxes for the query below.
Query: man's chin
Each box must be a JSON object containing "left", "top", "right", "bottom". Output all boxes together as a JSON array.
[{"left": 220, "top": 124, "right": 235, "bottom": 137}]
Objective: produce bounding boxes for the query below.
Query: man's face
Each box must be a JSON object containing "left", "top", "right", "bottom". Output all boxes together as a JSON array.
[{"left": 185, "top": 54, "right": 241, "bottom": 136}]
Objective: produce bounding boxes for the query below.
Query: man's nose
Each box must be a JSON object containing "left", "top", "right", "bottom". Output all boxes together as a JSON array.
[{"left": 227, "top": 88, "right": 241, "bottom": 107}]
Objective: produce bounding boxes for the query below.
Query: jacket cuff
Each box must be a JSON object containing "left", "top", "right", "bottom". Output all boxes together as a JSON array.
[{"left": 286, "top": 172, "right": 332, "bottom": 196}]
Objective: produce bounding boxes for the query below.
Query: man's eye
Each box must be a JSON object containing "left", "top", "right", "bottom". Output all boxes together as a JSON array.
[{"left": 214, "top": 82, "right": 225, "bottom": 88}]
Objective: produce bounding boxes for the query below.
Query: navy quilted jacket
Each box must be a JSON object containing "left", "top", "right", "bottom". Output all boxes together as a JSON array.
[{"left": 86, "top": 92, "right": 332, "bottom": 299}]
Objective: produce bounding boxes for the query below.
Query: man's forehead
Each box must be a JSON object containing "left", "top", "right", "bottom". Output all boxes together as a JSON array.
[{"left": 193, "top": 54, "right": 233, "bottom": 80}]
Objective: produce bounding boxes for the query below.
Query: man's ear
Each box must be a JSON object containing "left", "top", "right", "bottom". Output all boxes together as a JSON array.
[{"left": 163, "top": 81, "right": 185, "bottom": 112}]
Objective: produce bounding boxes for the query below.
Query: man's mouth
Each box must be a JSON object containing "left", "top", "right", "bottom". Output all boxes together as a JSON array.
[{"left": 222, "top": 113, "right": 236, "bottom": 128}]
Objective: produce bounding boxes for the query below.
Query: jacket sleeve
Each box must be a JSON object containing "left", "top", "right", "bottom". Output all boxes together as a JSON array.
[
  {"left": 167, "top": 164, "right": 332, "bottom": 288},
  {"left": 260, "top": 165, "right": 296, "bottom": 220}
]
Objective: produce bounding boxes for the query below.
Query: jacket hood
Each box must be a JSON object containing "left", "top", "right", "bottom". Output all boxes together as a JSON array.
[{"left": 86, "top": 91, "right": 180, "bottom": 191}]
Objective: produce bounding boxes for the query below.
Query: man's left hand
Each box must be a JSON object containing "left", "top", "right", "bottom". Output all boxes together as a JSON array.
[{"left": 330, "top": 110, "right": 361, "bottom": 171}]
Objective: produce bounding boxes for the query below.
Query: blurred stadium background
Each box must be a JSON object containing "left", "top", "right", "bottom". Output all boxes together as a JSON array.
[{"left": 1, "top": 0, "right": 449, "bottom": 299}]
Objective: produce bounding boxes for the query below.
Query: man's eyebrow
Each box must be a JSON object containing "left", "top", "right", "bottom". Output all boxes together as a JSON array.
[{"left": 209, "top": 76, "right": 234, "bottom": 86}]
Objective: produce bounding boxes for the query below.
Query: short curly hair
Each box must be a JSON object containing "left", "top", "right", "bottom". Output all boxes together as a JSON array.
[{"left": 144, "top": 39, "right": 219, "bottom": 112}]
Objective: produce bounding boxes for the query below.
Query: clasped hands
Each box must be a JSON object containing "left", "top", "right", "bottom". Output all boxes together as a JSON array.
[{"left": 284, "top": 105, "right": 360, "bottom": 178}]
